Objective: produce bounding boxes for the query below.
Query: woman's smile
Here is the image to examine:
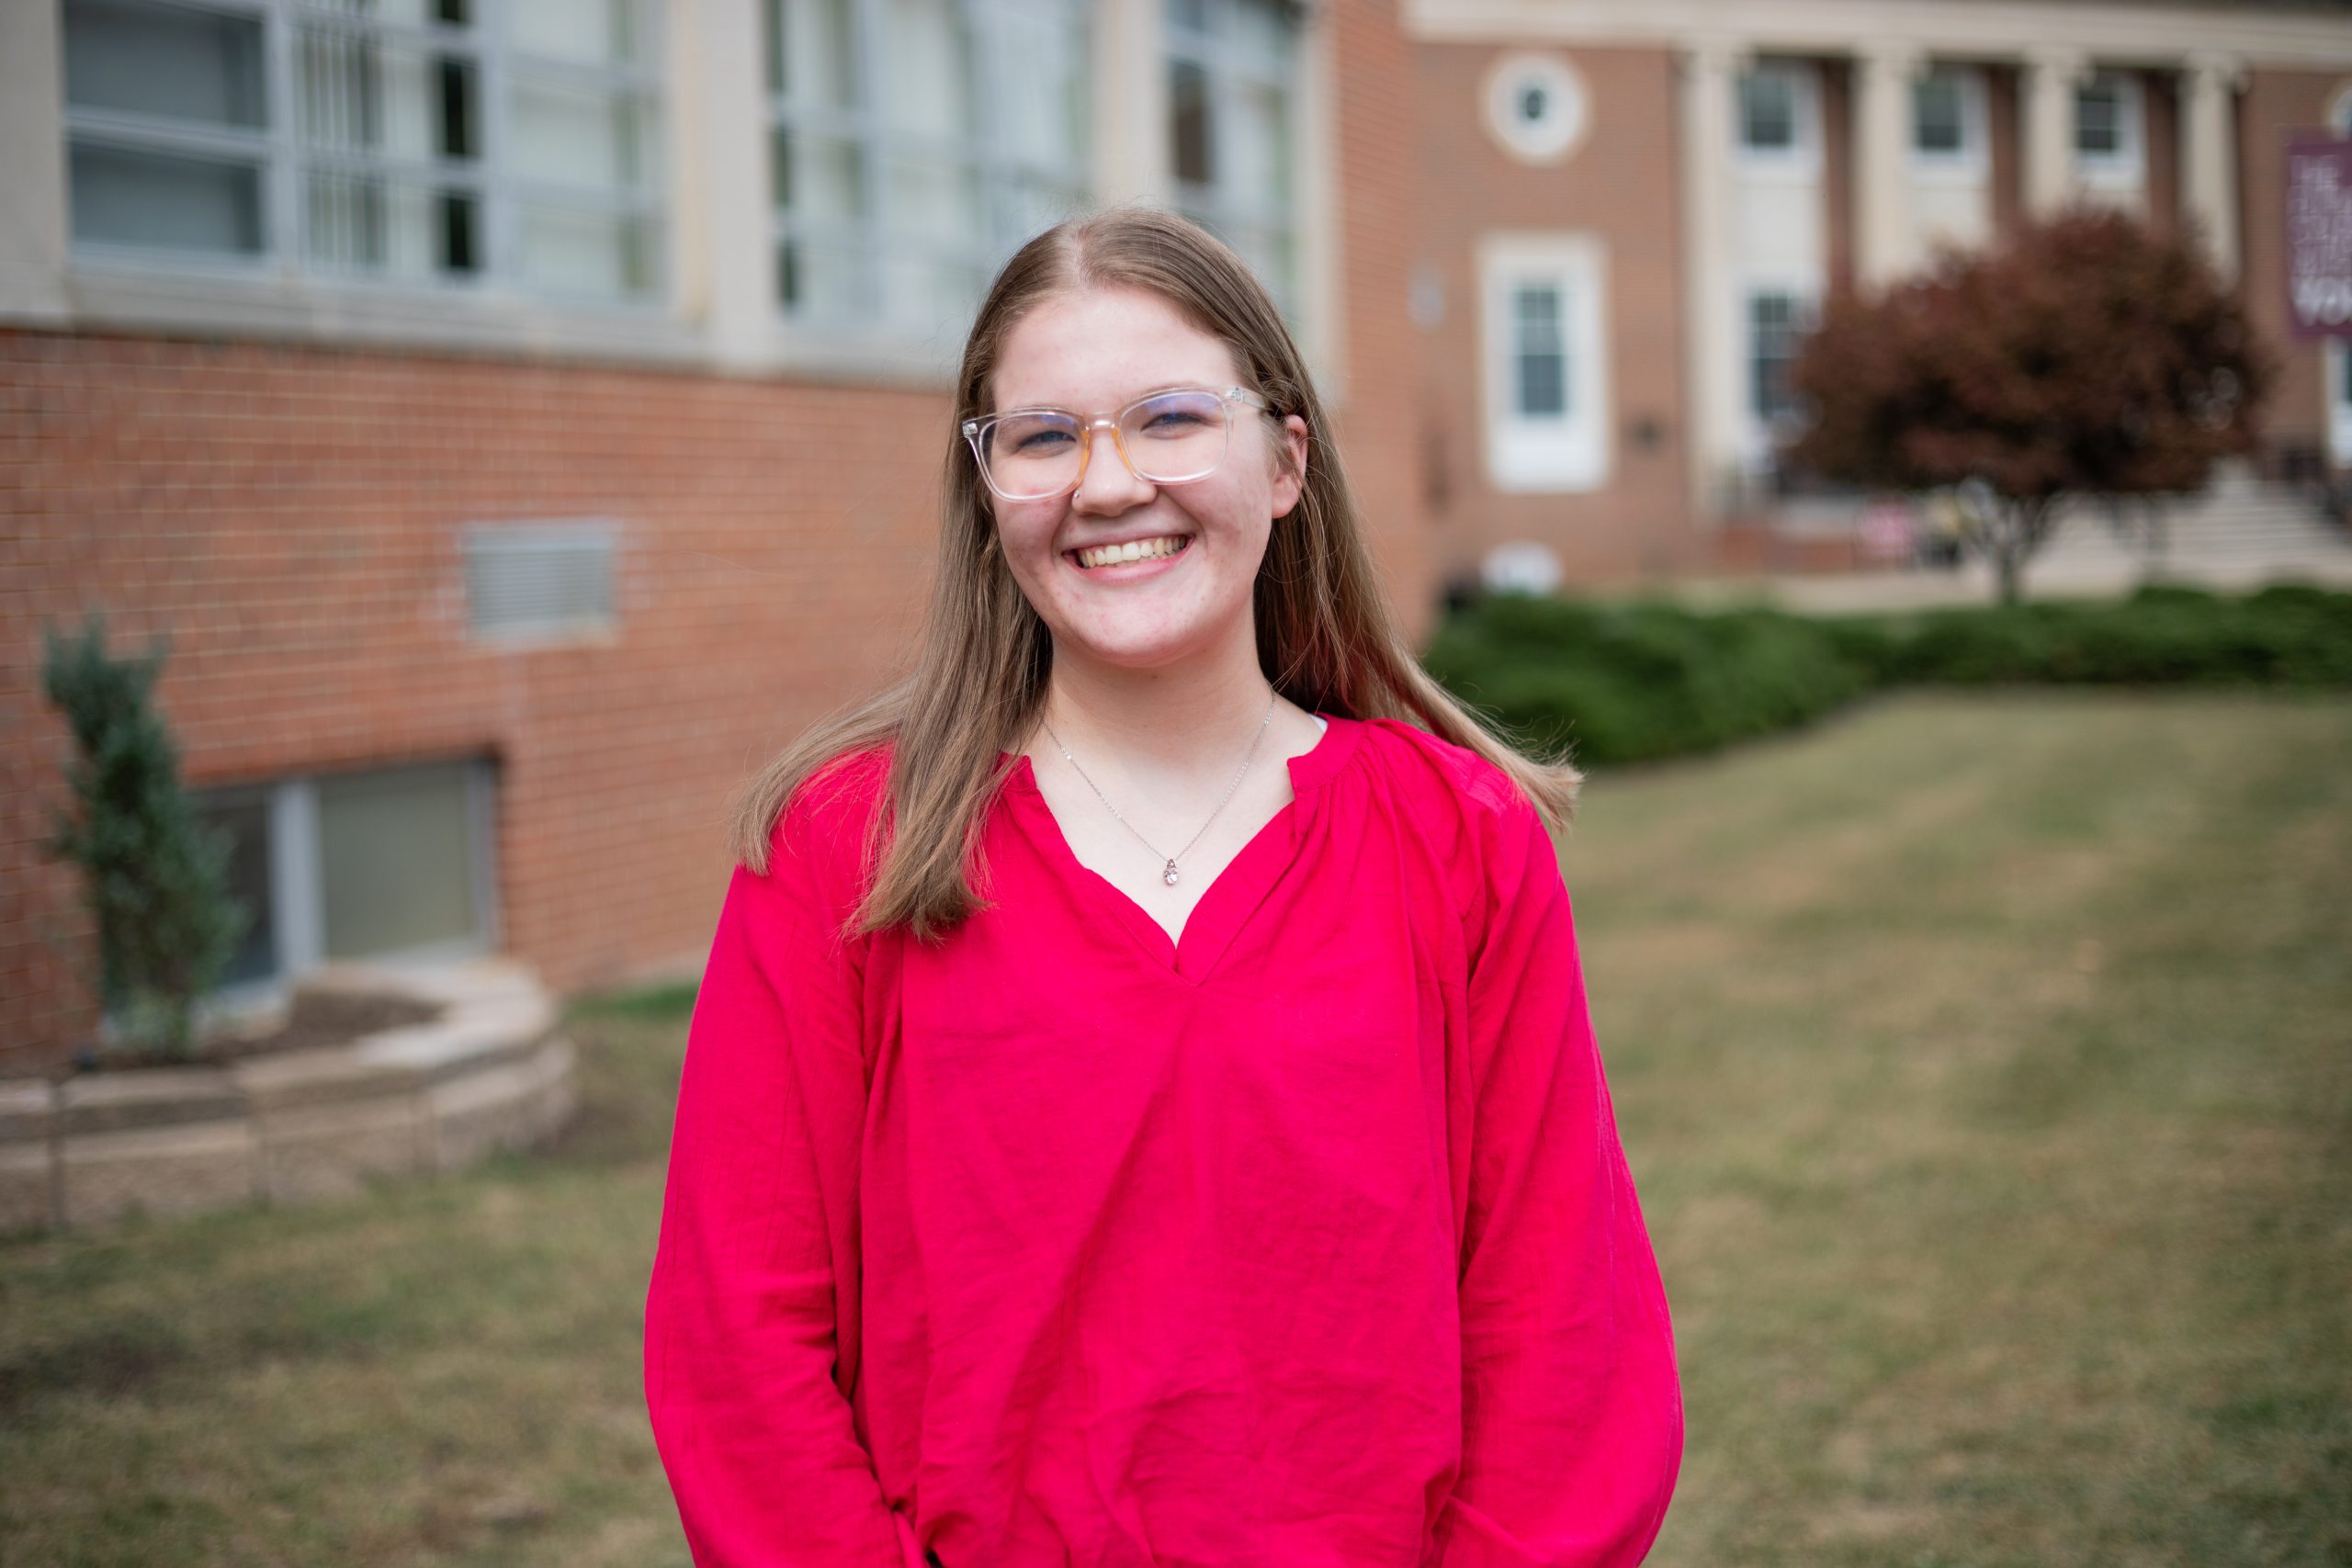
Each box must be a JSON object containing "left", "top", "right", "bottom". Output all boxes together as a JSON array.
[{"left": 1067, "top": 534, "right": 1194, "bottom": 573}]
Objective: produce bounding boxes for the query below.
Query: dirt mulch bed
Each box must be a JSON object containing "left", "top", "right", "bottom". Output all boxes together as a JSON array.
[{"left": 59, "top": 990, "right": 447, "bottom": 1080}]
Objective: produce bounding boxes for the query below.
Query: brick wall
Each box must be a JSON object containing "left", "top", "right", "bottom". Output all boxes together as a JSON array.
[
  {"left": 1412, "top": 41, "right": 1701, "bottom": 591},
  {"left": 2241, "top": 67, "right": 2350, "bottom": 467},
  {"left": 2, "top": 334, "right": 948, "bottom": 1073},
  {"left": 1330, "top": 0, "right": 1435, "bottom": 640}
]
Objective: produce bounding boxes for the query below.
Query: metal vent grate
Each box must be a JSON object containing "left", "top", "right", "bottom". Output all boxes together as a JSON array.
[{"left": 464, "top": 521, "right": 618, "bottom": 640}]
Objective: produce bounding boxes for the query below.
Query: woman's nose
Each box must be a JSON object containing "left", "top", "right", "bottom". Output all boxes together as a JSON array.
[{"left": 1071, "top": 425, "right": 1153, "bottom": 513}]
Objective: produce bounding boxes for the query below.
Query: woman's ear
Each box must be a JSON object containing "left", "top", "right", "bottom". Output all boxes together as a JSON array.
[{"left": 1271, "top": 414, "right": 1310, "bottom": 519}]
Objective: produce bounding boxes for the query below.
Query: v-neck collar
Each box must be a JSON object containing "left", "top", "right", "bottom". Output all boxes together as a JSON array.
[{"left": 999, "top": 713, "right": 1363, "bottom": 986}]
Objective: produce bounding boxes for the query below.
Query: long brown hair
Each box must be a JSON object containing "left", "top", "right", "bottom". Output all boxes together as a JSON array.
[{"left": 729, "top": 207, "right": 1579, "bottom": 939}]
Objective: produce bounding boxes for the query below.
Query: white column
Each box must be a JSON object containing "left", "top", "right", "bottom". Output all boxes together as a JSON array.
[
  {"left": 1852, "top": 42, "right": 1923, "bottom": 289},
  {"left": 1094, "top": 0, "right": 1169, "bottom": 206},
  {"left": 1295, "top": 2, "right": 1344, "bottom": 397},
  {"left": 2180, "top": 52, "right": 2244, "bottom": 283},
  {"left": 0, "top": 0, "right": 70, "bottom": 323},
  {"left": 1679, "top": 39, "right": 1745, "bottom": 519},
  {"left": 2021, "top": 46, "right": 2088, "bottom": 217},
  {"left": 691, "top": 0, "right": 776, "bottom": 366}
]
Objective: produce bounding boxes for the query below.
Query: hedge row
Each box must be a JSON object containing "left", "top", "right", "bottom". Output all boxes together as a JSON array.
[{"left": 1420, "top": 583, "right": 2352, "bottom": 767}]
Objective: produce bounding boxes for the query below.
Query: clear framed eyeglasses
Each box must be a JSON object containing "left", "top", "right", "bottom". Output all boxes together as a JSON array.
[{"left": 962, "top": 386, "right": 1272, "bottom": 502}]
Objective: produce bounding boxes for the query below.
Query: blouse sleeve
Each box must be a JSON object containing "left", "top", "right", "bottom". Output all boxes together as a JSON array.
[
  {"left": 1430, "top": 795, "right": 1684, "bottom": 1568},
  {"left": 642, "top": 779, "right": 920, "bottom": 1568}
]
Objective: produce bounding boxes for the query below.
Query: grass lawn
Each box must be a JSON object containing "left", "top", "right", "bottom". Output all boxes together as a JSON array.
[{"left": 3, "top": 692, "right": 2346, "bottom": 1566}]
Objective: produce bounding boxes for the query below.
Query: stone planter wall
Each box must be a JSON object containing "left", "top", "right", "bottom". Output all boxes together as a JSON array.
[{"left": 0, "top": 962, "right": 574, "bottom": 1235}]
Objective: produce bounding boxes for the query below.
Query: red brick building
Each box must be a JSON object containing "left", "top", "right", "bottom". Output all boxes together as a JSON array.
[
  {"left": 2, "top": 0, "right": 1429, "bottom": 1074},
  {"left": 1402, "top": 0, "right": 2352, "bottom": 581}
]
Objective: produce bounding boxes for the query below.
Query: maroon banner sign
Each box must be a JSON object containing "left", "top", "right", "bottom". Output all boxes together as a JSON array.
[{"left": 2288, "top": 135, "right": 2352, "bottom": 341}]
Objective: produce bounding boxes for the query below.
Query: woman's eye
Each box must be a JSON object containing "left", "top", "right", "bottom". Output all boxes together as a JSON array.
[
  {"left": 1005, "top": 427, "right": 1074, "bottom": 455},
  {"left": 1140, "top": 410, "right": 1209, "bottom": 436}
]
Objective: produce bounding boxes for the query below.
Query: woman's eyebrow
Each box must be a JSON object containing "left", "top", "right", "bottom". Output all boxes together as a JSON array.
[{"left": 990, "top": 381, "right": 1224, "bottom": 412}]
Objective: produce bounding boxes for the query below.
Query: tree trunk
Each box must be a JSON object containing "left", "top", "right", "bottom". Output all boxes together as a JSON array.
[{"left": 1996, "top": 546, "right": 2024, "bottom": 606}]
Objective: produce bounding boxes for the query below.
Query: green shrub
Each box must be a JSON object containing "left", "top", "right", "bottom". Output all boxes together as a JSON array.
[
  {"left": 1425, "top": 595, "right": 1876, "bottom": 765},
  {"left": 1889, "top": 585, "right": 2352, "bottom": 688},
  {"left": 40, "top": 615, "right": 247, "bottom": 1062},
  {"left": 1424, "top": 583, "right": 2352, "bottom": 769}
]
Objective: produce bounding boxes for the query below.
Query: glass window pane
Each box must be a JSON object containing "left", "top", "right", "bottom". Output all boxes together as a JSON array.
[
  {"left": 1517, "top": 351, "right": 1566, "bottom": 420},
  {"left": 517, "top": 204, "right": 656, "bottom": 298},
  {"left": 1227, "top": 79, "right": 1289, "bottom": 210},
  {"left": 881, "top": 253, "right": 984, "bottom": 337},
  {"left": 193, "top": 795, "right": 276, "bottom": 989},
  {"left": 2075, "top": 80, "right": 2121, "bottom": 155},
  {"left": 1914, "top": 74, "right": 1963, "bottom": 153},
  {"left": 318, "top": 763, "right": 481, "bottom": 961},
  {"left": 999, "top": 175, "right": 1087, "bottom": 251},
  {"left": 1231, "top": 0, "right": 1293, "bottom": 73},
  {"left": 770, "top": 0, "right": 857, "bottom": 107},
  {"left": 71, "top": 143, "right": 265, "bottom": 254},
  {"left": 298, "top": 28, "right": 478, "bottom": 163},
  {"left": 779, "top": 235, "right": 868, "bottom": 316},
  {"left": 306, "top": 171, "right": 480, "bottom": 278},
  {"left": 882, "top": 154, "right": 981, "bottom": 246},
  {"left": 1749, "top": 292, "right": 1808, "bottom": 423},
  {"left": 1739, "top": 73, "right": 1794, "bottom": 150},
  {"left": 1513, "top": 285, "right": 1567, "bottom": 420},
  {"left": 510, "top": 78, "right": 652, "bottom": 189},
  {"left": 1170, "top": 58, "right": 1213, "bottom": 186},
  {"left": 510, "top": 0, "right": 642, "bottom": 67},
  {"left": 65, "top": 0, "right": 266, "bottom": 129},
  {"left": 303, "top": 0, "right": 464, "bottom": 27},
  {"left": 884, "top": 0, "right": 972, "bottom": 138},
  {"left": 990, "top": 5, "right": 1085, "bottom": 173},
  {"left": 773, "top": 129, "right": 866, "bottom": 222}
]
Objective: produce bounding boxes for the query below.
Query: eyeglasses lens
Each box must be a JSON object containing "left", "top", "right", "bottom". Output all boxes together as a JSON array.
[{"left": 978, "top": 389, "right": 1234, "bottom": 500}]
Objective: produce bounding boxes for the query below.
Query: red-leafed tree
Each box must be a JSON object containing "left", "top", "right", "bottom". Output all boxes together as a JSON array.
[{"left": 1786, "top": 209, "right": 2274, "bottom": 604}]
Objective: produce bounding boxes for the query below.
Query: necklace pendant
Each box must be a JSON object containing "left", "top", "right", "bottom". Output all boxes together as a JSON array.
[{"left": 1162, "top": 860, "right": 1181, "bottom": 886}]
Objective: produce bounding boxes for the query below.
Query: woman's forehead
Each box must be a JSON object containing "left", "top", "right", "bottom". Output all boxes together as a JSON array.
[{"left": 989, "top": 287, "right": 1243, "bottom": 409}]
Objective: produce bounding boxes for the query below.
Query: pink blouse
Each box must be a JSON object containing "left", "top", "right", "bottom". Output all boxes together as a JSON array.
[{"left": 643, "top": 713, "right": 1682, "bottom": 1566}]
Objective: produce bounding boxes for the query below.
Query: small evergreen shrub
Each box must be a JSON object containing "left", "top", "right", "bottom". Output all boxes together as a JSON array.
[{"left": 40, "top": 615, "right": 247, "bottom": 1063}]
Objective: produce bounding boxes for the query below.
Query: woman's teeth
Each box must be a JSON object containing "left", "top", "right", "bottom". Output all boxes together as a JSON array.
[{"left": 1075, "top": 536, "right": 1190, "bottom": 570}]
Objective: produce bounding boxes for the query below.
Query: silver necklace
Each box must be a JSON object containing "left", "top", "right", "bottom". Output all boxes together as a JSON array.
[{"left": 1039, "top": 691, "right": 1280, "bottom": 887}]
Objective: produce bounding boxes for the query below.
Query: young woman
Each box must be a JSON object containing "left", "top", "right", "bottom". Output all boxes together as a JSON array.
[{"left": 642, "top": 209, "right": 1682, "bottom": 1567}]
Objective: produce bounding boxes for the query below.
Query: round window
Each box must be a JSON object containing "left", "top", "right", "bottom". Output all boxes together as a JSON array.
[{"left": 1484, "top": 53, "right": 1589, "bottom": 164}]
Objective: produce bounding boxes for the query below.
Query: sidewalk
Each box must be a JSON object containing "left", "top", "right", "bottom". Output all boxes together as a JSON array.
[
  {"left": 1656, "top": 548, "right": 2352, "bottom": 615},
  {"left": 1644, "top": 479, "right": 2352, "bottom": 614}
]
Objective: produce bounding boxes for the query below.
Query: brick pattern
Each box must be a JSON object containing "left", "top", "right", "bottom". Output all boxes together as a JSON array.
[
  {"left": 2239, "top": 68, "right": 2344, "bottom": 464},
  {"left": 1331, "top": 0, "right": 1436, "bottom": 645},
  {"left": 1, "top": 0, "right": 1432, "bottom": 1076},
  {"left": 1412, "top": 42, "right": 1702, "bottom": 588},
  {"left": 2, "top": 334, "right": 954, "bottom": 1073}
]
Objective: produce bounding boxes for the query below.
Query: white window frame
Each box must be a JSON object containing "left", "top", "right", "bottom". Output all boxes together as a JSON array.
[
  {"left": 2072, "top": 67, "right": 2144, "bottom": 195},
  {"left": 192, "top": 757, "right": 501, "bottom": 1010},
  {"left": 765, "top": 0, "right": 1091, "bottom": 343},
  {"left": 1734, "top": 60, "right": 1820, "bottom": 176},
  {"left": 1165, "top": 0, "right": 1303, "bottom": 318},
  {"left": 1740, "top": 283, "right": 1817, "bottom": 463},
  {"left": 1908, "top": 62, "right": 1987, "bottom": 179},
  {"left": 60, "top": 0, "right": 668, "bottom": 308},
  {"left": 1480, "top": 231, "right": 1610, "bottom": 494},
  {"left": 1481, "top": 51, "right": 1589, "bottom": 166}
]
